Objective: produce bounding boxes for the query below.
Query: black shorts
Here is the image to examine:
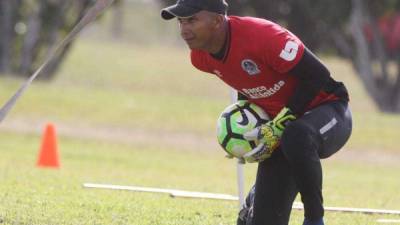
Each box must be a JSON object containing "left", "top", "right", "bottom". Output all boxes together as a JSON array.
[{"left": 249, "top": 100, "right": 352, "bottom": 225}]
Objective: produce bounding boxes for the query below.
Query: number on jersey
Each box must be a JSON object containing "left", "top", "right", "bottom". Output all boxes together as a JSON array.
[{"left": 279, "top": 40, "right": 299, "bottom": 61}]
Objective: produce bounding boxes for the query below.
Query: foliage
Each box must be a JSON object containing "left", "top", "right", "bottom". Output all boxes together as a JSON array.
[{"left": 0, "top": 0, "right": 93, "bottom": 79}]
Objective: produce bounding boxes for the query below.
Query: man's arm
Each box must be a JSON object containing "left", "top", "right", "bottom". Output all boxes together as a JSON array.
[
  {"left": 286, "top": 47, "right": 331, "bottom": 115},
  {"left": 242, "top": 48, "right": 332, "bottom": 163}
]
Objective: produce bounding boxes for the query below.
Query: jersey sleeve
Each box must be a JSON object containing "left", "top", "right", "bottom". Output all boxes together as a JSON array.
[{"left": 262, "top": 23, "right": 305, "bottom": 73}]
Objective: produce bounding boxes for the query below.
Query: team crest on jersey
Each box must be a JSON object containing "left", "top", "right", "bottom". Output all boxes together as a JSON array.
[{"left": 241, "top": 59, "right": 260, "bottom": 75}]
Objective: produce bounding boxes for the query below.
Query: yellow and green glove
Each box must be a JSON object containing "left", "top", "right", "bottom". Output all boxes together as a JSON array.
[{"left": 243, "top": 107, "right": 296, "bottom": 163}]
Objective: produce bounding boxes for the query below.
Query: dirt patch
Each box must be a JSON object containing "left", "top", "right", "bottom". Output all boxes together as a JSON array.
[
  {"left": 331, "top": 147, "right": 400, "bottom": 166},
  {"left": 0, "top": 119, "right": 220, "bottom": 152},
  {"left": 1, "top": 118, "right": 399, "bottom": 165}
]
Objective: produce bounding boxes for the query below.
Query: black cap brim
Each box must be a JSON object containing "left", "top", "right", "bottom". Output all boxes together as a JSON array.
[{"left": 161, "top": 4, "right": 201, "bottom": 20}]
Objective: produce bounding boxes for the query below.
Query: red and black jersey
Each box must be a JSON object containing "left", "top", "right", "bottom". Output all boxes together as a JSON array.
[{"left": 191, "top": 16, "right": 348, "bottom": 117}]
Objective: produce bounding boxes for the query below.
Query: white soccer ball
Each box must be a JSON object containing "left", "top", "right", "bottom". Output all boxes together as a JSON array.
[{"left": 217, "top": 100, "right": 270, "bottom": 158}]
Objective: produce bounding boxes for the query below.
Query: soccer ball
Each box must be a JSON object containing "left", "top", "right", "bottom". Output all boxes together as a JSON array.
[{"left": 217, "top": 100, "right": 270, "bottom": 158}]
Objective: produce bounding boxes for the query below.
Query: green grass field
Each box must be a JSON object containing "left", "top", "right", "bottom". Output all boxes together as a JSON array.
[{"left": 0, "top": 4, "right": 400, "bottom": 224}]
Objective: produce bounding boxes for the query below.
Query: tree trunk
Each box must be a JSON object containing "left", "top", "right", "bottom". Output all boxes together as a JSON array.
[
  {"left": 0, "top": 0, "right": 18, "bottom": 74},
  {"left": 350, "top": 0, "right": 380, "bottom": 101},
  {"left": 330, "top": 30, "right": 354, "bottom": 59},
  {"left": 38, "top": 0, "right": 70, "bottom": 80},
  {"left": 111, "top": 0, "right": 124, "bottom": 39},
  {"left": 19, "top": 3, "right": 41, "bottom": 76},
  {"left": 350, "top": 0, "right": 400, "bottom": 112},
  {"left": 392, "top": 57, "right": 400, "bottom": 111}
]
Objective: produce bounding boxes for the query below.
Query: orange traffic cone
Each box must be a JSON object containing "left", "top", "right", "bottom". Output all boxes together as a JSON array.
[{"left": 36, "top": 123, "right": 60, "bottom": 168}]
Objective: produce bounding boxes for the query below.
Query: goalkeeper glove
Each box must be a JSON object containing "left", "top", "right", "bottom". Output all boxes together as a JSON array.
[{"left": 243, "top": 107, "right": 296, "bottom": 163}]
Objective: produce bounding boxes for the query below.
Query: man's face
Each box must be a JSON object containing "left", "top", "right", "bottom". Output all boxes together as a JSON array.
[{"left": 178, "top": 11, "right": 218, "bottom": 50}]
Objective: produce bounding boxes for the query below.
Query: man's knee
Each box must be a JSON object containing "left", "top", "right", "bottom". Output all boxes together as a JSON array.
[{"left": 280, "top": 121, "right": 321, "bottom": 162}]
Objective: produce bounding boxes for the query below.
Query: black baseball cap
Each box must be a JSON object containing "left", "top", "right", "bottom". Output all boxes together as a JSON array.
[{"left": 161, "top": 0, "right": 228, "bottom": 20}]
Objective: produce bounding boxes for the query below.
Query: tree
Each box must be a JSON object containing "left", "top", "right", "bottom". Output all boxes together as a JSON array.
[
  {"left": 242, "top": 0, "right": 400, "bottom": 112},
  {"left": 110, "top": 0, "right": 124, "bottom": 39},
  {"left": 0, "top": 0, "right": 94, "bottom": 80},
  {"left": 347, "top": 0, "right": 400, "bottom": 112},
  {"left": 0, "top": 0, "right": 21, "bottom": 74}
]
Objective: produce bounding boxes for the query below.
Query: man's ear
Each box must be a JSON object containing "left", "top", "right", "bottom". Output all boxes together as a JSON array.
[{"left": 214, "top": 14, "right": 225, "bottom": 28}]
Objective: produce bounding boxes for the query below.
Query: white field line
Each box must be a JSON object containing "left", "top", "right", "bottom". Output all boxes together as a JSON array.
[
  {"left": 83, "top": 183, "right": 239, "bottom": 201},
  {"left": 377, "top": 219, "right": 400, "bottom": 223},
  {"left": 83, "top": 183, "right": 400, "bottom": 215},
  {"left": 292, "top": 202, "right": 400, "bottom": 215}
]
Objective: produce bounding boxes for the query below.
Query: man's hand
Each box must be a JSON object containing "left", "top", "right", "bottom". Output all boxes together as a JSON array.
[
  {"left": 224, "top": 153, "right": 246, "bottom": 164},
  {"left": 243, "top": 107, "right": 296, "bottom": 163}
]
